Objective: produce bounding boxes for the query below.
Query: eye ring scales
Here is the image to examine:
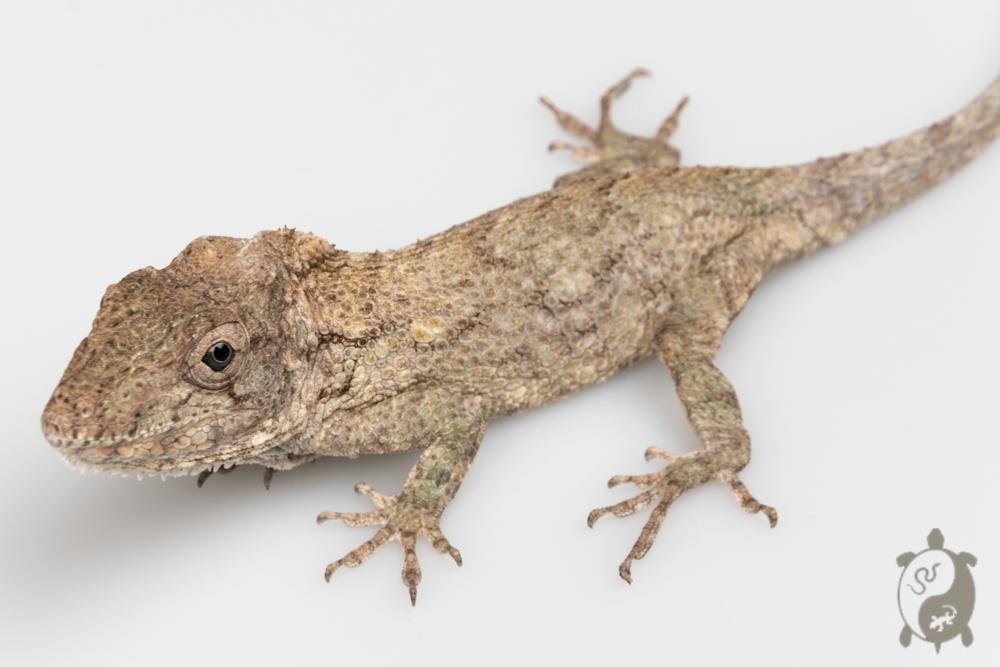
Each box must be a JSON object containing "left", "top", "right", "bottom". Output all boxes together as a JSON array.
[{"left": 185, "top": 321, "right": 248, "bottom": 390}]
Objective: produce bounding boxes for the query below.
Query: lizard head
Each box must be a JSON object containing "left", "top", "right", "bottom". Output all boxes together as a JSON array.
[{"left": 41, "top": 232, "right": 318, "bottom": 478}]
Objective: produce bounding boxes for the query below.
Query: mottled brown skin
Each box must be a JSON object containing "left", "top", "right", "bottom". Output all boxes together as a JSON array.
[{"left": 42, "top": 69, "right": 1000, "bottom": 603}]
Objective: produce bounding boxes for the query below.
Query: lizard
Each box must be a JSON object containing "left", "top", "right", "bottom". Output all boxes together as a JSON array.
[
  {"left": 929, "top": 605, "right": 958, "bottom": 634},
  {"left": 41, "top": 68, "right": 1000, "bottom": 604}
]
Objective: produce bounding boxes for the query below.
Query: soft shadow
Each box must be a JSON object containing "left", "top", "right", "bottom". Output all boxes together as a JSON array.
[{"left": 8, "top": 448, "right": 418, "bottom": 610}]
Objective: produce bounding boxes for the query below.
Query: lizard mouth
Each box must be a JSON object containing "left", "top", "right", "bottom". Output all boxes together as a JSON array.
[{"left": 41, "top": 408, "right": 268, "bottom": 479}]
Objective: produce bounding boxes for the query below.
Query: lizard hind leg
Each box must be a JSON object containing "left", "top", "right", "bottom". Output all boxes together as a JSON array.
[
  {"left": 540, "top": 68, "right": 688, "bottom": 185},
  {"left": 590, "top": 232, "right": 780, "bottom": 583}
]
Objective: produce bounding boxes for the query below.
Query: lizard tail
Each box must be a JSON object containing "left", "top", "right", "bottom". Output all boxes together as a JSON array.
[{"left": 793, "top": 74, "right": 1000, "bottom": 247}]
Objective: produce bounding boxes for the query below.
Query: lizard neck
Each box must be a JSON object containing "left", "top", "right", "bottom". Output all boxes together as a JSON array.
[{"left": 282, "top": 230, "right": 487, "bottom": 455}]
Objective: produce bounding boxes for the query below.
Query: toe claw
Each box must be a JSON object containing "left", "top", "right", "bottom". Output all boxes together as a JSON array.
[
  {"left": 400, "top": 533, "right": 423, "bottom": 606},
  {"left": 427, "top": 527, "right": 463, "bottom": 566},
  {"left": 588, "top": 492, "right": 652, "bottom": 528},
  {"left": 324, "top": 561, "right": 340, "bottom": 582},
  {"left": 762, "top": 505, "right": 778, "bottom": 528},
  {"left": 655, "top": 96, "right": 689, "bottom": 142},
  {"left": 317, "top": 509, "right": 383, "bottom": 528},
  {"left": 618, "top": 559, "right": 634, "bottom": 585},
  {"left": 316, "top": 510, "right": 342, "bottom": 525},
  {"left": 354, "top": 482, "right": 394, "bottom": 509},
  {"left": 607, "top": 471, "right": 662, "bottom": 489},
  {"left": 540, "top": 96, "right": 598, "bottom": 143},
  {"left": 716, "top": 470, "right": 778, "bottom": 528},
  {"left": 548, "top": 141, "right": 602, "bottom": 163},
  {"left": 643, "top": 446, "right": 676, "bottom": 463}
]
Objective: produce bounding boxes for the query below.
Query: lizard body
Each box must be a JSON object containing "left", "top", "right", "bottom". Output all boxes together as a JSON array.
[{"left": 41, "top": 69, "right": 1000, "bottom": 602}]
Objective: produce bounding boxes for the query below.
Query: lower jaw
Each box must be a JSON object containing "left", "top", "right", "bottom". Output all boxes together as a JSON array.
[{"left": 53, "top": 441, "right": 244, "bottom": 480}]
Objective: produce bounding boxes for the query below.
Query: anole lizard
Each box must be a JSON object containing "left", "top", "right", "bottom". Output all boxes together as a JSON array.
[{"left": 41, "top": 68, "right": 1000, "bottom": 604}]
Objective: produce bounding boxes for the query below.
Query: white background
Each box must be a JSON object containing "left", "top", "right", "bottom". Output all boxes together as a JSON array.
[{"left": 1, "top": 2, "right": 998, "bottom": 665}]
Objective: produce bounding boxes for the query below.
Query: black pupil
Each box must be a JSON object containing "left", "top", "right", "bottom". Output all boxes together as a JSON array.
[{"left": 202, "top": 342, "right": 233, "bottom": 371}]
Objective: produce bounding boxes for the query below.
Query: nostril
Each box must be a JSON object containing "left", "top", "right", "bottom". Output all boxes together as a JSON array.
[
  {"left": 74, "top": 398, "right": 94, "bottom": 418},
  {"left": 42, "top": 391, "right": 92, "bottom": 441}
]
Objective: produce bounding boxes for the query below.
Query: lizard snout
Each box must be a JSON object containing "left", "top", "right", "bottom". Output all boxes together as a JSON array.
[{"left": 40, "top": 390, "right": 122, "bottom": 457}]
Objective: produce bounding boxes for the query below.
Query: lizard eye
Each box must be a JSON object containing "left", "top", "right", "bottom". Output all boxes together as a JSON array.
[
  {"left": 202, "top": 341, "right": 234, "bottom": 372},
  {"left": 186, "top": 322, "right": 248, "bottom": 390}
]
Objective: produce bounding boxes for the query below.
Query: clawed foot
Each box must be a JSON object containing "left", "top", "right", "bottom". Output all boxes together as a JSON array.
[
  {"left": 540, "top": 67, "right": 688, "bottom": 183},
  {"left": 589, "top": 447, "right": 776, "bottom": 583},
  {"left": 317, "top": 483, "right": 462, "bottom": 605}
]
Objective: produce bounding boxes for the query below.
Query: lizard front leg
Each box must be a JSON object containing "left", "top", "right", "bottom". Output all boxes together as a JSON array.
[
  {"left": 589, "top": 227, "right": 781, "bottom": 582},
  {"left": 317, "top": 393, "right": 485, "bottom": 605}
]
